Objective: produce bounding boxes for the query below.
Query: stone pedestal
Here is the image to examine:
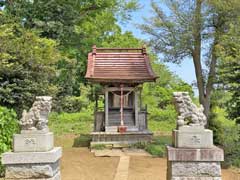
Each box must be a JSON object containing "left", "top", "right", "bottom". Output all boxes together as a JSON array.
[
  {"left": 167, "top": 146, "right": 224, "bottom": 180},
  {"left": 169, "top": 92, "right": 224, "bottom": 180},
  {"left": 173, "top": 126, "right": 213, "bottom": 148},
  {"left": 13, "top": 131, "right": 54, "bottom": 152},
  {"left": 168, "top": 126, "right": 224, "bottom": 180},
  {"left": 2, "top": 132, "right": 62, "bottom": 180}
]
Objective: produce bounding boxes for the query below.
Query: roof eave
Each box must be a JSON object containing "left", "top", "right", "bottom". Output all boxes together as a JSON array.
[{"left": 86, "top": 77, "right": 157, "bottom": 84}]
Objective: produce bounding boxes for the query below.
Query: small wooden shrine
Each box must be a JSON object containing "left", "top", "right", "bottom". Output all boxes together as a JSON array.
[{"left": 85, "top": 45, "right": 157, "bottom": 146}]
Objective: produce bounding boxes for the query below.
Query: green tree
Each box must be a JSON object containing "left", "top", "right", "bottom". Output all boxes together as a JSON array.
[
  {"left": 142, "top": 56, "right": 193, "bottom": 122},
  {"left": 140, "top": 0, "right": 240, "bottom": 121},
  {"left": 217, "top": 20, "right": 240, "bottom": 123},
  {"left": 1, "top": 0, "right": 139, "bottom": 97},
  {"left": 0, "top": 12, "right": 60, "bottom": 115}
]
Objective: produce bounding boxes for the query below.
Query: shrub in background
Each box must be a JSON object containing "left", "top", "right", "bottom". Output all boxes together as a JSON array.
[
  {"left": 57, "top": 96, "right": 89, "bottom": 113},
  {"left": 73, "top": 134, "right": 92, "bottom": 147},
  {"left": 209, "top": 107, "right": 240, "bottom": 168},
  {"left": 145, "top": 136, "right": 172, "bottom": 157},
  {"left": 0, "top": 106, "right": 19, "bottom": 176},
  {"left": 53, "top": 85, "right": 93, "bottom": 113},
  {"left": 148, "top": 105, "right": 177, "bottom": 122}
]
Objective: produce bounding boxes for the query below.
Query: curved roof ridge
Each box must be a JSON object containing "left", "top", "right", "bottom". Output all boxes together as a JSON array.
[{"left": 85, "top": 45, "right": 158, "bottom": 83}]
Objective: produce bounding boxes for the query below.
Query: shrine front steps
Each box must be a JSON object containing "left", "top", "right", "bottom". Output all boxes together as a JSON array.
[{"left": 90, "top": 131, "right": 153, "bottom": 148}]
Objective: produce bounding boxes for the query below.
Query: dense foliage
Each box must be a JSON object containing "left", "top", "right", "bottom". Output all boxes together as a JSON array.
[
  {"left": 142, "top": 61, "right": 193, "bottom": 132},
  {"left": 0, "top": 107, "right": 19, "bottom": 176},
  {"left": 1, "top": 0, "right": 139, "bottom": 97},
  {"left": 0, "top": 12, "right": 60, "bottom": 115},
  {"left": 217, "top": 22, "right": 240, "bottom": 123},
  {"left": 209, "top": 107, "right": 240, "bottom": 167}
]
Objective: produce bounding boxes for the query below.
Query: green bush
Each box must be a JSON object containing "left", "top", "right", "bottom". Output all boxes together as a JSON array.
[
  {"left": 148, "top": 105, "right": 177, "bottom": 122},
  {"left": 54, "top": 96, "right": 90, "bottom": 113},
  {"left": 145, "top": 136, "right": 171, "bottom": 157},
  {"left": 73, "top": 134, "right": 92, "bottom": 147},
  {"left": 220, "top": 126, "right": 240, "bottom": 167},
  {"left": 0, "top": 106, "right": 19, "bottom": 176},
  {"left": 209, "top": 107, "right": 240, "bottom": 168},
  {"left": 146, "top": 144, "right": 165, "bottom": 157},
  {"left": 130, "top": 142, "right": 148, "bottom": 149},
  {"left": 148, "top": 119, "right": 176, "bottom": 133},
  {"left": 91, "top": 144, "right": 106, "bottom": 150}
]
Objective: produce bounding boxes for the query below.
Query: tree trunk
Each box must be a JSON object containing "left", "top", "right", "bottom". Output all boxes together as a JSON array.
[
  {"left": 192, "top": 0, "right": 218, "bottom": 123},
  {"left": 192, "top": 0, "right": 210, "bottom": 118}
]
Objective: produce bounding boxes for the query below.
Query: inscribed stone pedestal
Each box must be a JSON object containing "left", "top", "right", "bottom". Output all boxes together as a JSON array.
[
  {"left": 173, "top": 126, "right": 213, "bottom": 148},
  {"left": 13, "top": 132, "right": 54, "bottom": 152}
]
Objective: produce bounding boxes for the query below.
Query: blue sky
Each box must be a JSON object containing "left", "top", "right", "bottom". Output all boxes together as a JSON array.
[{"left": 119, "top": 0, "right": 198, "bottom": 94}]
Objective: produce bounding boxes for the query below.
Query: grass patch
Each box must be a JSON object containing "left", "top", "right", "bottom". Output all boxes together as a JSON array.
[
  {"left": 148, "top": 120, "right": 175, "bottom": 133},
  {"left": 48, "top": 110, "right": 176, "bottom": 136},
  {"left": 49, "top": 111, "right": 93, "bottom": 135},
  {"left": 146, "top": 144, "right": 166, "bottom": 157},
  {"left": 145, "top": 136, "right": 172, "bottom": 157},
  {"left": 91, "top": 144, "right": 106, "bottom": 150},
  {"left": 130, "top": 142, "right": 148, "bottom": 149},
  {"left": 129, "top": 136, "right": 172, "bottom": 157},
  {"left": 73, "top": 134, "right": 92, "bottom": 147}
]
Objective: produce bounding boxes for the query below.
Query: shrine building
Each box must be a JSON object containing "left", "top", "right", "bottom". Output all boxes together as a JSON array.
[{"left": 85, "top": 45, "right": 158, "bottom": 146}]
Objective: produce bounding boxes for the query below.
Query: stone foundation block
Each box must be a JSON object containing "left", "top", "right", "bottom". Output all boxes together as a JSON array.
[
  {"left": 167, "top": 146, "right": 224, "bottom": 180},
  {"left": 5, "top": 160, "right": 60, "bottom": 179},
  {"left": 91, "top": 131, "right": 153, "bottom": 146},
  {"left": 170, "top": 162, "right": 221, "bottom": 177},
  {"left": 173, "top": 128, "right": 213, "bottom": 148},
  {"left": 13, "top": 132, "right": 54, "bottom": 152},
  {"left": 169, "top": 176, "right": 222, "bottom": 179},
  {"left": 4, "top": 171, "right": 61, "bottom": 180},
  {"left": 2, "top": 147, "right": 62, "bottom": 180},
  {"left": 167, "top": 146, "right": 224, "bottom": 162}
]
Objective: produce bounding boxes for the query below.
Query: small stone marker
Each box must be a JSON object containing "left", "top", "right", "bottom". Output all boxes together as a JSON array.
[
  {"left": 167, "top": 92, "right": 224, "bottom": 180},
  {"left": 1, "top": 96, "right": 62, "bottom": 180}
]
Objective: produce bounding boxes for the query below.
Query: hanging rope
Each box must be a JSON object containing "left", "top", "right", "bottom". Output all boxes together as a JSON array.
[{"left": 110, "top": 86, "right": 138, "bottom": 97}]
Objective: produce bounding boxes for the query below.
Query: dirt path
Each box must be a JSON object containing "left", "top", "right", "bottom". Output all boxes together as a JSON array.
[
  {"left": 61, "top": 147, "right": 240, "bottom": 180},
  {"left": 61, "top": 148, "right": 119, "bottom": 180}
]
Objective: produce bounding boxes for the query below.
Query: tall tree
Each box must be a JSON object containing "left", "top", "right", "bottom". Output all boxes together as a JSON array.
[
  {"left": 140, "top": 0, "right": 240, "bottom": 119},
  {"left": 217, "top": 18, "right": 240, "bottom": 123},
  {"left": 0, "top": 12, "right": 60, "bottom": 115},
  {"left": 1, "top": 0, "right": 139, "bottom": 96}
]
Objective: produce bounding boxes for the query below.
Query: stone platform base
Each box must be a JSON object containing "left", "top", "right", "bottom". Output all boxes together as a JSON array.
[
  {"left": 2, "top": 147, "right": 62, "bottom": 180},
  {"left": 91, "top": 131, "right": 152, "bottom": 147},
  {"left": 13, "top": 132, "right": 54, "bottom": 152},
  {"left": 4, "top": 170, "right": 61, "bottom": 180},
  {"left": 167, "top": 146, "right": 224, "bottom": 180},
  {"left": 170, "top": 177, "right": 221, "bottom": 180}
]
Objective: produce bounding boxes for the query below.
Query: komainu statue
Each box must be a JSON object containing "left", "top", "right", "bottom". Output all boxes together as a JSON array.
[
  {"left": 173, "top": 92, "right": 207, "bottom": 128},
  {"left": 20, "top": 96, "right": 52, "bottom": 131}
]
